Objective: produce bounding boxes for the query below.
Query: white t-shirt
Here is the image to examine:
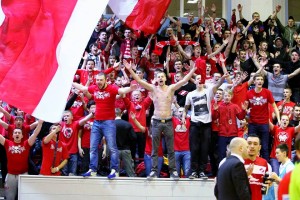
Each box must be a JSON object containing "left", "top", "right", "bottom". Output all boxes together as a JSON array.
[{"left": 185, "top": 86, "right": 214, "bottom": 123}]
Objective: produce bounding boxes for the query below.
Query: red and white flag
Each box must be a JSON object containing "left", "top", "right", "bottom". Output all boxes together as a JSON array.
[
  {"left": 109, "top": 0, "right": 171, "bottom": 34},
  {"left": 0, "top": 0, "right": 108, "bottom": 122}
]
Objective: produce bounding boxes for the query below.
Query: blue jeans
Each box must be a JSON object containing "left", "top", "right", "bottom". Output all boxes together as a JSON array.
[
  {"left": 248, "top": 123, "right": 270, "bottom": 161},
  {"left": 270, "top": 158, "right": 279, "bottom": 175},
  {"left": 89, "top": 120, "right": 119, "bottom": 171},
  {"left": 62, "top": 153, "right": 78, "bottom": 176},
  {"left": 144, "top": 154, "right": 163, "bottom": 177},
  {"left": 175, "top": 151, "right": 191, "bottom": 177}
]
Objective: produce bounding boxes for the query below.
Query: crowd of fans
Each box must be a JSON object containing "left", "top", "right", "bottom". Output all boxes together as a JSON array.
[{"left": 1, "top": 1, "right": 300, "bottom": 199}]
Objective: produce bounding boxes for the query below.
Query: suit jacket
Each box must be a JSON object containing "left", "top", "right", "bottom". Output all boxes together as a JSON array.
[{"left": 215, "top": 155, "right": 251, "bottom": 200}]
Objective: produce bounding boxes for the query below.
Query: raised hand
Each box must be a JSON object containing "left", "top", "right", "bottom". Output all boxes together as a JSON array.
[
  {"left": 123, "top": 59, "right": 132, "bottom": 70},
  {"left": 237, "top": 4, "right": 243, "bottom": 12},
  {"left": 241, "top": 101, "right": 249, "bottom": 110}
]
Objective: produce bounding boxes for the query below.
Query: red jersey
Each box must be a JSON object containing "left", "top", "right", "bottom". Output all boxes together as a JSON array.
[
  {"left": 277, "top": 101, "right": 295, "bottom": 119},
  {"left": 245, "top": 157, "right": 269, "bottom": 200},
  {"left": 246, "top": 88, "right": 275, "bottom": 124},
  {"left": 123, "top": 96, "right": 152, "bottom": 132},
  {"left": 88, "top": 84, "right": 119, "bottom": 120},
  {"left": 4, "top": 139, "right": 31, "bottom": 175},
  {"left": 144, "top": 128, "right": 163, "bottom": 156},
  {"left": 211, "top": 99, "right": 222, "bottom": 132},
  {"left": 40, "top": 139, "right": 69, "bottom": 176},
  {"left": 270, "top": 126, "right": 295, "bottom": 159},
  {"left": 232, "top": 82, "right": 249, "bottom": 109},
  {"left": 59, "top": 121, "right": 80, "bottom": 154},
  {"left": 7, "top": 124, "right": 30, "bottom": 142},
  {"left": 212, "top": 102, "right": 246, "bottom": 137},
  {"left": 81, "top": 118, "right": 94, "bottom": 148},
  {"left": 173, "top": 117, "right": 190, "bottom": 151}
]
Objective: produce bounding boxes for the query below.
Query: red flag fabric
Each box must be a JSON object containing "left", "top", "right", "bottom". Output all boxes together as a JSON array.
[
  {"left": 109, "top": 0, "right": 171, "bottom": 34},
  {"left": 0, "top": 0, "right": 109, "bottom": 122}
]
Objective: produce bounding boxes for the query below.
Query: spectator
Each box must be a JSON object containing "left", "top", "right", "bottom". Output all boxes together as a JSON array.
[{"left": 0, "top": 120, "right": 43, "bottom": 200}]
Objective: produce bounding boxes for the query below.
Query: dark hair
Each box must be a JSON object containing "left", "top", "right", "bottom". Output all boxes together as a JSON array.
[
  {"left": 115, "top": 108, "right": 122, "bottom": 117},
  {"left": 295, "top": 134, "right": 300, "bottom": 151},
  {"left": 247, "top": 134, "right": 261, "bottom": 144},
  {"left": 276, "top": 143, "right": 289, "bottom": 157},
  {"left": 87, "top": 100, "right": 95, "bottom": 109}
]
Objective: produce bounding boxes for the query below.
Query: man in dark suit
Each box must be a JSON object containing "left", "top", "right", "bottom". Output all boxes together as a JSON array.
[{"left": 215, "top": 137, "right": 251, "bottom": 200}]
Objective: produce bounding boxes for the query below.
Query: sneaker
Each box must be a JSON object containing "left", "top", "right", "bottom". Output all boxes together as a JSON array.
[
  {"left": 107, "top": 169, "right": 119, "bottom": 179},
  {"left": 170, "top": 171, "right": 180, "bottom": 181},
  {"left": 189, "top": 172, "right": 198, "bottom": 179},
  {"left": 82, "top": 169, "right": 97, "bottom": 177},
  {"left": 199, "top": 172, "right": 208, "bottom": 179},
  {"left": 147, "top": 171, "right": 157, "bottom": 180}
]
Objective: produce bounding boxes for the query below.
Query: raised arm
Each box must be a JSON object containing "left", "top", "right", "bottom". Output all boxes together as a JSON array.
[
  {"left": 207, "top": 38, "right": 229, "bottom": 59},
  {"left": 28, "top": 120, "right": 43, "bottom": 146},
  {"left": 171, "top": 61, "right": 196, "bottom": 91},
  {"left": 72, "top": 82, "right": 92, "bottom": 99},
  {"left": 0, "top": 106, "right": 11, "bottom": 121},
  {"left": 212, "top": 73, "right": 229, "bottom": 93},
  {"left": 288, "top": 67, "right": 300, "bottom": 79},
  {"left": 130, "top": 112, "right": 146, "bottom": 133},
  {"left": 123, "top": 59, "right": 154, "bottom": 92},
  {"left": 43, "top": 124, "right": 61, "bottom": 144},
  {"left": 0, "top": 119, "right": 8, "bottom": 130}
]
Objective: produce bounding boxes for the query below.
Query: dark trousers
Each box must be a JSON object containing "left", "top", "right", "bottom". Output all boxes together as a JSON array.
[
  {"left": 189, "top": 121, "right": 211, "bottom": 173},
  {"left": 248, "top": 123, "right": 270, "bottom": 161},
  {"left": 218, "top": 136, "right": 235, "bottom": 162},
  {"left": 208, "top": 131, "right": 219, "bottom": 176},
  {"left": 130, "top": 132, "right": 146, "bottom": 162}
]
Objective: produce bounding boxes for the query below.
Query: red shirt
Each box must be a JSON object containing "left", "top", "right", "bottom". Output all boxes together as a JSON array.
[
  {"left": 40, "top": 139, "right": 69, "bottom": 176},
  {"left": 173, "top": 117, "right": 190, "bottom": 151},
  {"left": 7, "top": 124, "right": 30, "bottom": 142},
  {"left": 81, "top": 118, "right": 94, "bottom": 148},
  {"left": 88, "top": 84, "right": 119, "bottom": 120},
  {"left": 244, "top": 157, "right": 269, "bottom": 200},
  {"left": 211, "top": 99, "right": 222, "bottom": 132},
  {"left": 277, "top": 171, "right": 291, "bottom": 200},
  {"left": 246, "top": 88, "right": 275, "bottom": 124},
  {"left": 59, "top": 121, "right": 80, "bottom": 154},
  {"left": 270, "top": 126, "right": 295, "bottom": 159},
  {"left": 212, "top": 102, "right": 246, "bottom": 137},
  {"left": 123, "top": 96, "right": 152, "bottom": 132},
  {"left": 276, "top": 101, "right": 295, "bottom": 119},
  {"left": 232, "top": 82, "right": 249, "bottom": 109},
  {"left": 4, "top": 139, "right": 30, "bottom": 175}
]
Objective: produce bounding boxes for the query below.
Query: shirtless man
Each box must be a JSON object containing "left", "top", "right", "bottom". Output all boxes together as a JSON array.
[{"left": 124, "top": 59, "right": 196, "bottom": 180}]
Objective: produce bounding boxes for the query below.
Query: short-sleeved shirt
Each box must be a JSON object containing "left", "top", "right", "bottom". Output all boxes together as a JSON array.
[
  {"left": 185, "top": 87, "right": 214, "bottom": 123},
  {"left": 246, "top": 88, "right": 275, "bottom": 124},
  {"left": 267, "top": 72, "right": 288, "bottom": 102},
  {"left": 40, "top": 139, "right": 69, "bottom": 176},
  {"left": 5, "top": 139, "right": 30, "bottom": 174},
  {"left": 270, "top": 126, "right": 295, "bottom": 159},
  {"left": 88, "top": 84, "right": 119, "bottom": 120},
  {"left": 59, "top": 121, "right": 80, "bottom": 154}
]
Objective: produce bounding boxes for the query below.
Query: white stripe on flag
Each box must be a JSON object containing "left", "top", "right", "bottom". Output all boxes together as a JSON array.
[
  {"left": 0, "top": 0, "right": 4, "bottom": 26},
  {"left": 108, "top": 0, "right": 138, "bottom": 22},
  {"left": 32, "top": 0, "right": 109, "bottom": 122}
]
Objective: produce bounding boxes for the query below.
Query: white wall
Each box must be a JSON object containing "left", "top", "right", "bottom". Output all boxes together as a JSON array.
[{"left": 19, "top": 175, "right": 216, "bottom": 200}]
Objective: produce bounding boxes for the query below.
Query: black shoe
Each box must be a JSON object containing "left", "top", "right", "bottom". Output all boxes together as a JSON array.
[
  {"left": 147, "top": 171, "right": 157, "bottom": 180},
  {"left": 199, "top": 172, "right": 208, "bottom": 179},
  {"left": 189, "top": 172, "right": 198, "bottom": 179}
]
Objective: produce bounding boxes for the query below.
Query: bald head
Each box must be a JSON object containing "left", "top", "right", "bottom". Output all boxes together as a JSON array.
[{"left": 229, "top": 137, "right": 248, "bottom": 159}]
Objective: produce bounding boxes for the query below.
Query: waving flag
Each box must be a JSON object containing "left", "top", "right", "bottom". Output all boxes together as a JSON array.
[
  {"left": 0, "top": 0, "right": 108, "bottom": 122},
  {"left": 109, "top": 0, "right": 171, "bottom": 34}
]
